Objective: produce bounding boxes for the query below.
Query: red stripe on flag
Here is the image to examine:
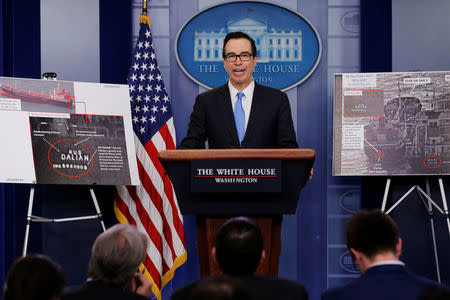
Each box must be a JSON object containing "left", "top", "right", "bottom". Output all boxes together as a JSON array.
[
  {"left": 125, "top": 184, "right": 163, "bottom": 254},
  {"left": 136, "top": 158, "right": 176, "bottom": 266},
  {"left": 160, "top": 123, "right": 176, "bottom": 149},
  {"left": 146, "top": 137, "right": 186, "bottom": 249},
  {"left": 114, "top": 189, "right": 135, "bottom": 224},
  {"left": 163, "top": 174, "right": 186, "bottom": 249},
  {"left": 115, "top": 190, "right": 164, "bottom": 289},
  {"left": 143, "top": 253, "right": 161, "bottom": 288},
  {"left": 145, "top": 139, "right": 186, "bottom": 249}
]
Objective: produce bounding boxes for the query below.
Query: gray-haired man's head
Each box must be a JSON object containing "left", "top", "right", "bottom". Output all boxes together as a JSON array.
[{"left": 88, "top": 224, "right": 148, "bottom": 288}]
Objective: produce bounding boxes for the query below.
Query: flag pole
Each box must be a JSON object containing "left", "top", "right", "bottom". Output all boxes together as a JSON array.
[
  {"left": 142, "top": 0, "right": 147, "bottom": 14},
  {"left": 140, "top": 0, "right": 150, "bottom": 26}
]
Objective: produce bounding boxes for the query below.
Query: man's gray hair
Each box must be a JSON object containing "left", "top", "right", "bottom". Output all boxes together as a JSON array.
[{"left": 87, "top": 224, "right": 148, "bottom": 287}]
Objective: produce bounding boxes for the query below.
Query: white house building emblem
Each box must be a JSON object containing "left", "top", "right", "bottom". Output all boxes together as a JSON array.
[{"left": 175, "top": 1, "right": 322, "bottom": 91}]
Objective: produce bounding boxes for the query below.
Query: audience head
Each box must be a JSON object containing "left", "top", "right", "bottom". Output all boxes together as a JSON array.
[
  {"left": 3, "top": 254, "right": 66, "bottom": 300},
  {"left": 214, "top": 217, "right": 263, "bottom": 276},
  {"left": 87, "top": 223, "right": 148, "bottom": 288},
  {"left": 347, "top": 209, "right": 401, "bottom": 273},
  {"left": 188, "top": 275, "right": 252, "bottom": 300}
]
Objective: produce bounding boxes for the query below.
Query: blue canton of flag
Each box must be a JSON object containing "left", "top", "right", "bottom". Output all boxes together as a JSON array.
[{"left": 129, "top": 24, "right": 172, "bottom": 142}]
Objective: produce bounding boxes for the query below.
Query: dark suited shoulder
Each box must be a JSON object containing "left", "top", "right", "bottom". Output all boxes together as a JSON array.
[
  {"left": 62, "top": 281, "right": 149, "bottom": 300},
  {"left": 240, "top": 275, "right": 308, "bottom": 300},
  {"left": 252, "top": 83, "right": 292, "bottom": 112},
  {"left": 178, "top": 84, "right": 230, "bottom": 149},
  {"left": 254, "top": 83, "right": 287, "bottom": 98},
  {"left": 321, "top": 265, "right": 441, "bottom": 300},
  {"left": 197, "top": 84, "right": 228, "bottom": 100},
  {"left": 249, "top": 83, "right": 298, "bottom": 148}
]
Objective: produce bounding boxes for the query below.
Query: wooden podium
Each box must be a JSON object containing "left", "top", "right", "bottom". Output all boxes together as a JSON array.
[{"left": 158, "top": 149, "right": 315, "bottom": 277}]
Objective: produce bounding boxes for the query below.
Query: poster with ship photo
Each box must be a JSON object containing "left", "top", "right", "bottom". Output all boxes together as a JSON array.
[
  {"left": 0, "top": 77, "right": 75, "bottom": 113},
  {"left": 29, "top": 113, "right": 132, "bottom": 185},
  {"left": 333, "top": 71, "right": 450, "bottom": 176}
]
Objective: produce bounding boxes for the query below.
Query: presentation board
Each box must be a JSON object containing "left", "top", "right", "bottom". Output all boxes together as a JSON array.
[
  {"left": 0, "top": 77, "right": 139, "bottom": 185},
  {"left": 333, "top": 71, "right": 450, "bottom": 176}
]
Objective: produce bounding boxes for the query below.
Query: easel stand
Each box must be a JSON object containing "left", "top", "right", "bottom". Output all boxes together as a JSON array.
[
  {"left": 380, "top": 177, "right": 450, "bottom": 283},
  {"left": 23, "top": 185, "right": 106, "bottom": 256}
]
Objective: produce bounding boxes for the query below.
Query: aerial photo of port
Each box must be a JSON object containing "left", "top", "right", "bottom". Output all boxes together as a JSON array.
[{"left": 333, "top": 71, "right": 450, "bottom": 176}]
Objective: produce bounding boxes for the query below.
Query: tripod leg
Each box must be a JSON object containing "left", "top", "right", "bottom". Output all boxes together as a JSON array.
[
  {"left": 417, "top": 186, "right": 431, "bottom": 211},
  {"left": 425, "top": 178, "right": 441, "bottom": 283},
  {"left": 416, "top": 186, "right": 444, "bottom": 214},
  {"left": 23, "top": 186, "right": 35, "bottom": 256},
  {"left": 385, "top": 185, "right": 416, "bottom": 215},
  {"left": 381, "top": 178, "right": 391, "bottom": 212},
  {"left": 89, "top": 187, "right": 106, "bottom": 232},
  {"left": 438, "top": 178, "right": 450, "bottom": 237}
]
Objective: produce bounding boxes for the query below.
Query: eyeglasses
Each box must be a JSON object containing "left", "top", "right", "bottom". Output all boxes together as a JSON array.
[{"left": 224, "top": 52, "right": 253, "bottom": 62}]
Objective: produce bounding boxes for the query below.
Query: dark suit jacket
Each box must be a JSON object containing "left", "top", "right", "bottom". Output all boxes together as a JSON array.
[
  {"left": 321, "top": 265, "right": 440, "bottom": 300},
  {"left": 179, "top": 83, "right": 298, "bottom": 149},
  {"left": 171, "top": 275, "right": 308, "bottom": 300},
  {"left": 62, "top": 280, "right": 149, "bottom": 300}
]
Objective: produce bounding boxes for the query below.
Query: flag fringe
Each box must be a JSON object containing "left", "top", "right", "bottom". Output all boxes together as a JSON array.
[
  {"left": 140, "top": 14, "right": 151, "bottom": 27},
  {"left": 161, "top": 251, "right": 187, "bottom": 288},
  {"left": 114, "top": 198, "right": 130, "bottom": 225}
]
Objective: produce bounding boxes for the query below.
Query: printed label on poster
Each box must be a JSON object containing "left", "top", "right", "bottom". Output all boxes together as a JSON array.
[
  {"left": 0, "top": 98, "right": 21, "bottom": 111},
  {"left": 342, "top": 125, "right": 364, "bottom": 149},
  {"left": 29, "top": 114, "right": 131, "bottom": 185},
  {"left": 342, "top": 73, "right": 377, "bottom": 88}
]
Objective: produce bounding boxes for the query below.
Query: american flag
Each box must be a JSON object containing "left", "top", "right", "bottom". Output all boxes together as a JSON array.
[{"left": 114, "top": 14, "right": 186, "bottom": 300}]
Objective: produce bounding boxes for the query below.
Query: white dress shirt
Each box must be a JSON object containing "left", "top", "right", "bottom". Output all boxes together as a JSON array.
[
  {"left": 228, "top": 80, "right": 255, "bottom": 132},
  {"left": 369, "top": 260, "right": 405, "bottom": 269}
]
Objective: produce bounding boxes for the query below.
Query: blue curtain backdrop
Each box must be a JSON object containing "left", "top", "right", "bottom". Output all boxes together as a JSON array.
[{"left": 0, "top": 0, "right": 42, "bottom": 292}]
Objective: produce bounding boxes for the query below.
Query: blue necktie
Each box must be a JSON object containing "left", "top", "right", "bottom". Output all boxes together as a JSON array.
[{"left": 234, "top": 92, "right": 245, "bottom": 144}]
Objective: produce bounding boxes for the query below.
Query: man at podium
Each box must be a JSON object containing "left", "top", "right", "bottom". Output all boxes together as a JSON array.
[
  {"left": 172, "top": 32, "right": 313, "bottom": 281},
  {"left": 179, "top": 31, "right": 298, "bottom": 149}
]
